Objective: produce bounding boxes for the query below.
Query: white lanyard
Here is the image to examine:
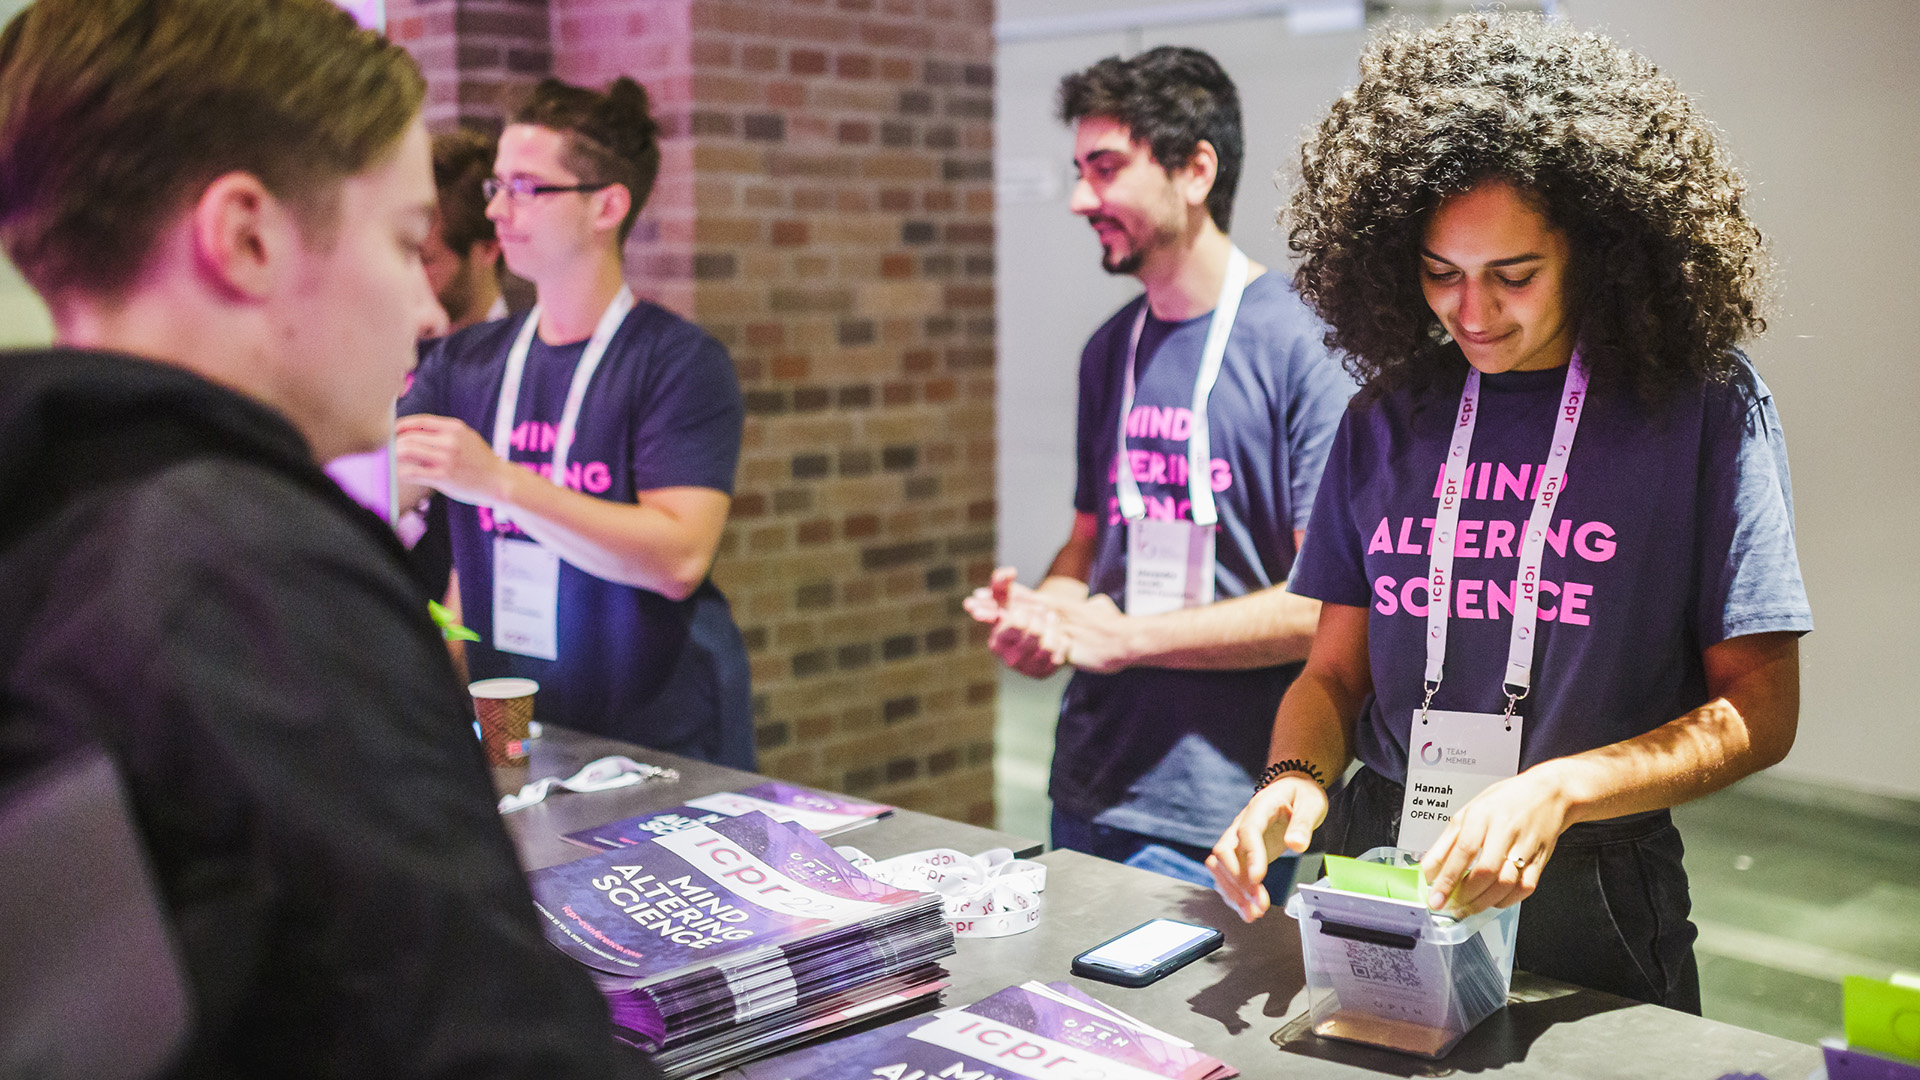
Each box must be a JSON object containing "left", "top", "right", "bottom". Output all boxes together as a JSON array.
[
  {"left": 835, "top": 845, "right": 1046, "bottom": 938},
  {"left": 1114, "top": 247, "right": 1249, "bottom": 528},
  {"left": 488, "top": 286, "right": 636, "bottom": 524},
  {"left": 1420, "top": 355, "right": 1589, "bottom": 725}
]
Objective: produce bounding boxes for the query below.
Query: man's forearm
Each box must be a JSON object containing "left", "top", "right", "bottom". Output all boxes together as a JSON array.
[
  {"left": 1115, "top": 586, "right": 1322, "bottom": 671},
  {"left": 496, "top": 468, "right": 725, "bottom": 600}
]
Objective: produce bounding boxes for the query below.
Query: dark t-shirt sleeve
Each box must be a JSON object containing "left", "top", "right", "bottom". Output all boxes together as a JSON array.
[
  {"left": 1289, "top": 409, "right": 1373, "bottom": 607},
  {"left": 399, "top": 335, "right": 450, "bottom": 418},
  {"left": 1695, "top": 368, "right": 1813, "bottom": 645},
  {"left": 1285, "top": 347, "right": 1355, "bottom": 537},
  {"left": 629, "top": 327, "right": 743, "bottom": 495},
  {"left": 1073, "top": 303, "right": 1143, "bottom": 518}
]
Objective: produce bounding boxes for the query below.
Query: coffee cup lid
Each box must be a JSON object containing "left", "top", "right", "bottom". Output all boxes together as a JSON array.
[{"left": 469, "top": 677, "right": 540, "bottom": 699}]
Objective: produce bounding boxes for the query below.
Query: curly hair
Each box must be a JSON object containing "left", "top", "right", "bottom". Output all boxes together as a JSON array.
[{"left": 1286, "top": 12, "right": 1771, "bottom": 402}]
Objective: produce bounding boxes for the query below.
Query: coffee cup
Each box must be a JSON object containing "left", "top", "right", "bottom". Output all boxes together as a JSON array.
[{"left": 469, "top": 678, "right": 537, "bottom": 794}]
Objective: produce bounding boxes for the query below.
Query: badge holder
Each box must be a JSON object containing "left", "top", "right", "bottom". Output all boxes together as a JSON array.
[
  {"left": 1397, "top": 688, "right": 1525, "bottom": 856},
  {"left": 1124, "top": 518, "right": 1216, "bottom": 616}
]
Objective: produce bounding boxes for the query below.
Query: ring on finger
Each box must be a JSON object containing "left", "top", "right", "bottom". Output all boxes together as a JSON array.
[{"left": 1509, "top": 853, "right": 1531, "bottom": 871}]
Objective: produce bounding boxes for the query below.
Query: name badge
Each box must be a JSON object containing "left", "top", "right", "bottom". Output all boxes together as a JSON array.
[
  {"left": 1396, "top": 709, "right": 1523, "bottom": 856},
  {"left": 1124, "top": 518, "right": 1216, "bottom": 616},
  {"left": 493, "top": 537, "right": 560, "bottom": 660}
]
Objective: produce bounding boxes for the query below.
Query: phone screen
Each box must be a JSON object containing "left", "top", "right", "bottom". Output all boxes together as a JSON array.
[{"left": 1080, "top": 919, "right": 1215, "bottom": 972}]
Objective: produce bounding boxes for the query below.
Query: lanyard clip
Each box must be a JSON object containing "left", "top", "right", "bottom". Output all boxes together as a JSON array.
[
  {"left": 1500, "top": 683, "right": 1529, "bottom": 731},
  {"left": 1417, "top": 680, "right": 1439, "bottom": 726}
]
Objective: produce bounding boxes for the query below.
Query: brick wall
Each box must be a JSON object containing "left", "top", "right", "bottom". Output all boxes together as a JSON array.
[
  {"left": 388, "top": 0, "right": 553, "bottom": 133},
  {"left": 391, "top": 0, "right": 1001, "bottom": 827}
]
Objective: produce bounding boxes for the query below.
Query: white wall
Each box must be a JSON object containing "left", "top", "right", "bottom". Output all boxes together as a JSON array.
[
  {"left": 995, "top": 0, "right": 1920, "bottom": 799},
  {"left": 1, "top": 0, "right": 54, "bottom": 348},
  {"left": 1561, "top": 0, "right": 1920, "bottom": 799},
  {"left": 995, "top": 3, "right": 1368, "bottom": 581}
]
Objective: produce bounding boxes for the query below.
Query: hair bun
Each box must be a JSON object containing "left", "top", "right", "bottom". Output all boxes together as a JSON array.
[{"left": 602, "top": 76, "right": 658, "bottom": 156}]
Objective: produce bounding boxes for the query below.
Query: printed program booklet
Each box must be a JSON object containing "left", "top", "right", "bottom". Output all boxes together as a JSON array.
[
  {"left": 738, "top": 980, "right": 1239, "bottom": 1080},
  {"left": 562, "top": 781, "right": 895, "bottom": 849},
  {"left": 527, "top": 811, "right": 953, "bottom": 1079}
]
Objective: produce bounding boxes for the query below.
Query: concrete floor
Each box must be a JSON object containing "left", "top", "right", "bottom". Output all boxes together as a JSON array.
[{"left": 993, "top": 669, "right": 1920, "bottom": 1046}]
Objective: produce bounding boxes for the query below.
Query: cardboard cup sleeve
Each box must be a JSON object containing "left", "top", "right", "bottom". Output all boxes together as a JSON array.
[{"left": 469, "top": 677, "right": 538, "bottom": 767}]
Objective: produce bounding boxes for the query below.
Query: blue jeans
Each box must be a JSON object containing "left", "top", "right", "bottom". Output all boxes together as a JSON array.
[{"left": 1051, "top": 809, "right": 1298, "bottom": 892}]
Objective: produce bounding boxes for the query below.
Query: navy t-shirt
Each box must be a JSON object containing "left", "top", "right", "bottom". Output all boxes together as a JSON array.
[
  {"left": 401, "top": 303, "right": 752, "bottom": 767},
  {"left": 1054, "top": 271, "right": 1355, "bottom": 847},
  {"left": 1292, "top": 352, "right": 1813, "bottom": 785}
]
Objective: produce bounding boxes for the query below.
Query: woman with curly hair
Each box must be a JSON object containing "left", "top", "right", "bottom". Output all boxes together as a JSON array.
[{"left": 1209, "top": 12, "right": 1811, "bottom": 1010}]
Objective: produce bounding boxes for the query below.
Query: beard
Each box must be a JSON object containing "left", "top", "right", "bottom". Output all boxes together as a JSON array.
[
  {"left": 1101, "top": 246, "right": 1145, "bottom": 276},
  {"left": 1092, "top": 215, "right": 1178, "bottom": 277}
]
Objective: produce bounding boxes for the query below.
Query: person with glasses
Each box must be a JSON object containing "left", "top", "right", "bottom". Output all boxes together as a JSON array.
[{"left": 398, "top": 77, "right": 752, "bottom": 769}]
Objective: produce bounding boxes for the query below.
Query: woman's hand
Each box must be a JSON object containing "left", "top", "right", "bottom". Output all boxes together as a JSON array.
[
  {"left": 1419, "top": 765, "right": 1572, "bottom": 917},
  {"left": 1208, "top": 775, "right": 1327, "bottom": 922}
]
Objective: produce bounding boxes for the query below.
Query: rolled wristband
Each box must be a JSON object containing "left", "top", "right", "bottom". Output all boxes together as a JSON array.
[{"left": 1255, "top": 759, "right": 1327, "bottom": 792}]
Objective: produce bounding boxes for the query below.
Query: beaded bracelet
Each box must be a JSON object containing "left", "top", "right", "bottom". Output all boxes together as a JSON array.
[{"left": 1255, "top": 759, "right": 1327, "bottom": 791}]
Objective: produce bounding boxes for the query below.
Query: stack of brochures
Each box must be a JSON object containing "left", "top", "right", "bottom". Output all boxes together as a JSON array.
[
  {"left": 738, "top": 980, "right": 1239, "bottom": 1080},
  {"left": 562, "top": 781, "right": 894, "bottom": 849},
  {"left": 526, "top": 811, "right": 953, "bottom": 1079}
]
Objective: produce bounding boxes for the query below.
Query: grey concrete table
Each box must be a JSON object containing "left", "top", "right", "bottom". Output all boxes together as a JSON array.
[
  {"left": 746, "top": 848, "right": 1825, "bottom": 1079},
  {"left": 500, "top": 725, "right": 1043, "bottom": 872}
]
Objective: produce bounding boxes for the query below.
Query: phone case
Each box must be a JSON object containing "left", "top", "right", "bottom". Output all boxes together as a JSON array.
[{"left": 1071, "top": 921, "right": 1225, "bottom": 987}]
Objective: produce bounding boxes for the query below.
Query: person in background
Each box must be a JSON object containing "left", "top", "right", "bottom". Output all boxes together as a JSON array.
[
  {"left": 426, "top": 128, "right": 507, "bottom": 329},
  {"left": 966, "top": 47, "right": 1353, "bottom": 885},
  {"left": 397, "top": 77, "right": 753, "bottom": 768},
  {"left": 0, "top": 0, "right": 659, "bottom": 1074},
  {"left": 403, "top": 128, "right": 507, "bottom": 628},
  {"left": 1209, "top": 12, "right": 1810, "bottom": 1012}
]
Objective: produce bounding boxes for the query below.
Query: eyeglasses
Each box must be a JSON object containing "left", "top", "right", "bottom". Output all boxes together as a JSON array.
[{"left": 482, "top": 176, "right": 614, "bottom": 205}]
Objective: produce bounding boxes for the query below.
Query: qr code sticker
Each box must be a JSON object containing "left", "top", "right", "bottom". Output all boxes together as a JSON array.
[{"left": 1343, "top": 941, "right": 1422, "bottom": 989}]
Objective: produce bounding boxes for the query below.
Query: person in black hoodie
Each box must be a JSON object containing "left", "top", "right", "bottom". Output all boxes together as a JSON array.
[{"left": 0, "top": 1, "right": 659, "bottom": 1077}]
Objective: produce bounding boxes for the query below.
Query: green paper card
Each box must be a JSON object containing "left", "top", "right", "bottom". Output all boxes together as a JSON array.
[
  {"left": 1322, "top": 854, "right": 1424, "bottom": 902},
  {"left": 1844, "top": 974, "right": 1920, "bottom": 1062}
]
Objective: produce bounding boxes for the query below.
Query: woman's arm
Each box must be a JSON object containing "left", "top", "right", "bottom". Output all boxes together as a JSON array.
[
  {"left": 1208, "top": 601, "right": 1373, "bottom": 921},
  {"left": 1421, "top": 630, "right": 1800, "bottom": 916}
]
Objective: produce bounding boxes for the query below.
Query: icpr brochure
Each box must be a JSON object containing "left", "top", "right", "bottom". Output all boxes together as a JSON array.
[
  {"left": 739, "top": 981, "right": 1238, "bottom": 1080},
  {"left": 527, "top": 811, "right": 953, "bottom": 1058},
  {"left": 562, "top": 781, "right": 894, "bottom": 849}
]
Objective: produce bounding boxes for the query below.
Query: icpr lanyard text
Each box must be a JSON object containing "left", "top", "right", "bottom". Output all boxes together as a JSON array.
[{"left": 1420, "top": 354, "right": 1589, "bottom": 726}]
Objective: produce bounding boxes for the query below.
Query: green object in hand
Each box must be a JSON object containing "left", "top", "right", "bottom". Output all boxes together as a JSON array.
[
  {"left": 1843, "top": 974, "right": 1920, "bottom": 1063},
  {"left": 1323, "top": 854, "right": 1425, "bottom": 902},
  {"left": 428, "top": 599, "right": 480, "bottom": 642}
]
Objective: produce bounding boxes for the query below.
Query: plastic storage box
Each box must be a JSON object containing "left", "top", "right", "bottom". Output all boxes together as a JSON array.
[{"left": 1285, "top": 847, "right": 1519, "bottom": 1058}]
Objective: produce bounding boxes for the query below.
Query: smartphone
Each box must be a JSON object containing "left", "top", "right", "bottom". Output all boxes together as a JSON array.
[{"left": 1071, "top": 918, "right": 1225, "bottom": 987}]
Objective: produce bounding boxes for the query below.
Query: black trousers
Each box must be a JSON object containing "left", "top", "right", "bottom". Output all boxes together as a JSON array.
[{"left": 1319, "top": 766, "right": 1702, "bottom": 1013}]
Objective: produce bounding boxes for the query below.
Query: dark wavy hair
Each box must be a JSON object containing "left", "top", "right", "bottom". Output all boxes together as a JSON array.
[
  {"left": 433, "top": 128, "right": 496, "bottom": 253},
  {"left": 1059, "top": 46, "right": 1243, "bottom": 232},
  {"left": 513, "top": 76, "right": 660, "bottom": 244},
  {"left": 1287, "top": 13, "right": 1771, "bottom": 402}
]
